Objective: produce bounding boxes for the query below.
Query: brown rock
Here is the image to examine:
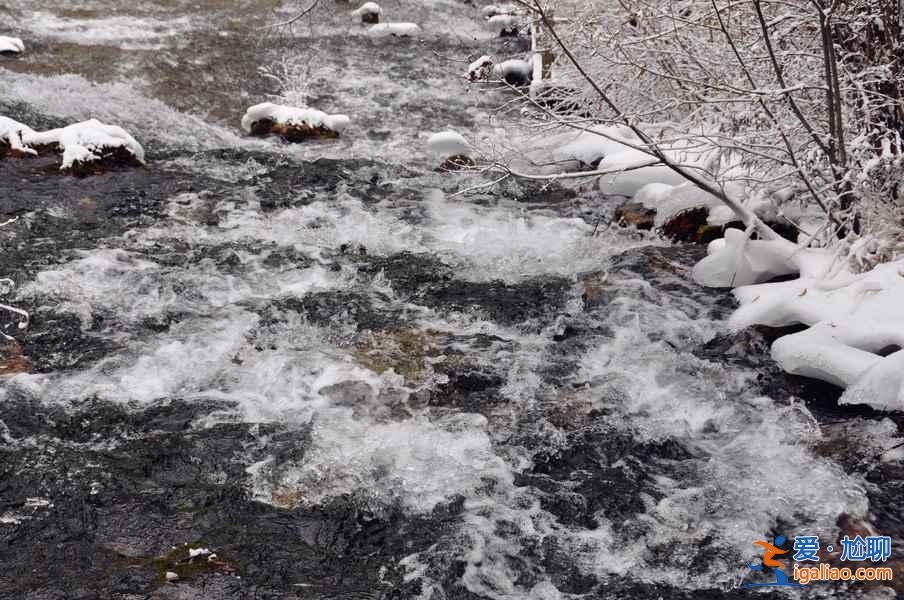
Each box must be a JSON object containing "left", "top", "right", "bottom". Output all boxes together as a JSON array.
[
  {"left": 0, "top": 340, "right": 31, "bottom": 375},
  {"left": 361, "top": 12, "right": 380, "bottom": 24},
  {"left": 248, "top": 118, "right": 340, "bottom": 143},
  {"left": 613, "top": 201, "right": 655, "bottom": 230},
  {"left": 658, "top": 206, "right": 710, "bottom": 243}
]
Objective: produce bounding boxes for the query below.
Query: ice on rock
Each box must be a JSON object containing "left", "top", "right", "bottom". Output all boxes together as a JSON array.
[
  {"left": 366, "top": 22, "right": 420, "bottom": 37},
  {"left": 427, "top": 130, "right": 469, "bottom": 159},
  {"left": 241, "top": 102, "right": 350, "bottom": 138},
  {"left": 0, "top": 36, "right": 24, "bottom": 54}
]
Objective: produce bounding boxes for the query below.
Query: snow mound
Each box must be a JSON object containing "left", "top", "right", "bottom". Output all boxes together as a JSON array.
[
  {"left": 427, "top": 130, "right": 469, "bottom": 159},
  {"left": 0, "top": 36, "right": 24, "bottom": 54},
  {"left": 2, "top": 116, "right": 144, "bottom": 170},
  {"left": 552, "top": 124, "right": 640, "bottom": 168},
  {"left": 481, "top": 4, "right": 518, "bottom": 17},
  {"left": 492, "top": 59, "right": 531, "bottom": 85},
  {"left": 351, "top": 1, "right": 382, "bottom": 16},
  {"left": 486, "top": 15, "right": 520, "bottom": 34},
  {"left": 366, "top": 22, "right": 420, "bottom": 37},
  {"left": 467, "top": 55, "right": 494, "bottom": 81},
  {"left": 241, "top": 102, "right": 350, "bottom": 138}
]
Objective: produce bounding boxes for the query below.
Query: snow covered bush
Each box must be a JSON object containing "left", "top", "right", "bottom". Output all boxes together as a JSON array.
[{"left": 241, "top": 102, "right": 350, "bottom": 142}]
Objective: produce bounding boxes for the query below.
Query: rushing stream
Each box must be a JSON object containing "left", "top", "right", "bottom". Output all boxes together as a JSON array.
[{"left": 1, "top": 1, "right": 902, "bottom": 598}]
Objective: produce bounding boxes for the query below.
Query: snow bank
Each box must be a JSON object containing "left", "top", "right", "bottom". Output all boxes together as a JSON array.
[
  {"left": 427, "top": 130, "right": 469, "bottom": 159},
  {"left": 467, "top": 55, "right": 494, "bottom": 81},
  {"left": 2, "top": 116, "right": 144, "bottom": 170},
  {"left": 695, "top": 222, "right": 904, "bottom": 410},
  {"left": 0, "top": 36, "right": 24, "bottom": 54},
  {"left": 366, "top": 22, "right": 420, "bottom": 37},
  {"left": 241, "top": 102, "right": 350, "bottom": 138}
]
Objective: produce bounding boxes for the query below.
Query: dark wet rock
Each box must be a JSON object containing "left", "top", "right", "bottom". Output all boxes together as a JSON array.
[
  {"left": 16, "top": 310, "right": 119, "bottom": 373},
  {"left": 520, "top": 426, "right": 685, "bottom": 530},
  {"left": 438, "top": 154, "right": 475, "bottom": 171},
  {"left": 614, "top": 200, "right": 655, "bottom": 230},
  {"left": 261, "top": 291, "right": 406, "bottom": 331},
  {"left": 357, "top": 252, "right": 571, "bottom": 327},
  {"left": 658, "top": 207, "right": 716, "bottom": 243}
]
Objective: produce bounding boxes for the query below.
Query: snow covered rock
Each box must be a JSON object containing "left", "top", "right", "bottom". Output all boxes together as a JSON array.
[
  {"left": 241, "top": 102, "right": 350, "bottom": 142},
  {"left": 2, "top": 116, "right": 144, "bottom": 175},
  {"left": 552, "top": 124, "right": 640, "bottom": 169},
  {"left": 0, "top": 36, "right": 24, "bottom": 55},
  {"left": 427, "top": 130, "right": 474, "bottom": 170},
  {"left": 0, "top": 116, "right": 38, "bottom": 158},
  {"left": 351, "top": 2, "right": 381, "bottom": 24},
  {"left": 486, "top": 15, "right": 520, "bottom": 36},
  {"left": 481, "top": 4, "right": 518, "bottom": 18},
  {"left": 492, "top": 59, "right": 531, "bottom": 87},
  {"left": 366, "top": 22, "right": 420, "bottom": 37},
  {"left": 467, "top": 55, "right": 494, "bottom": 81}
]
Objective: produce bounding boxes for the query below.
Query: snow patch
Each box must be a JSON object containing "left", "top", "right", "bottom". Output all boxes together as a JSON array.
[
  {"left": 351, "top": 2, "right": 382, "bottom": 17},
  {"left": 366, "top": 22, "right": 420, "bottom": 37},
  {"left": 25, "top": 118, "right": 145, "bottom": 169}
]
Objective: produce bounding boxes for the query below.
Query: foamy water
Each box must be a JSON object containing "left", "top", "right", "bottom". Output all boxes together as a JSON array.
[{"left": 1, "top": 0, "right": 894, "bottom": 597}]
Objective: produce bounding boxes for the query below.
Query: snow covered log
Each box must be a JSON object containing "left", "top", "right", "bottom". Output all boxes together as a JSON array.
[
  {"left": 366, "top": 22, "right": 420, "bottom": 38},
  {"left": 467, "top": 56, "right": 494, "bottom": 82},
  {"left": 1, "top": 116, "right": 145, "bottom": 175},
  {"left": 0, "top": 36, "right": 24, "bottom": 55},
  {"left": 351, "top": 2, "right": 381, "bottom": 24},
  {"left": 427, "top": 130, "right": 474, "bottom": 170},
  {"left": 241, "top": 103, "right": 350, "bottom": 143},
  {"left": 492, "top": 59, "right": 531, "bottom": 87}
]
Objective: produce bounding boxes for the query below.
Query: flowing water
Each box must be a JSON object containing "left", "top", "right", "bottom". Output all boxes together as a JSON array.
[{"left": 1, "top": 1, "right": 902, "bottom": 599}]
